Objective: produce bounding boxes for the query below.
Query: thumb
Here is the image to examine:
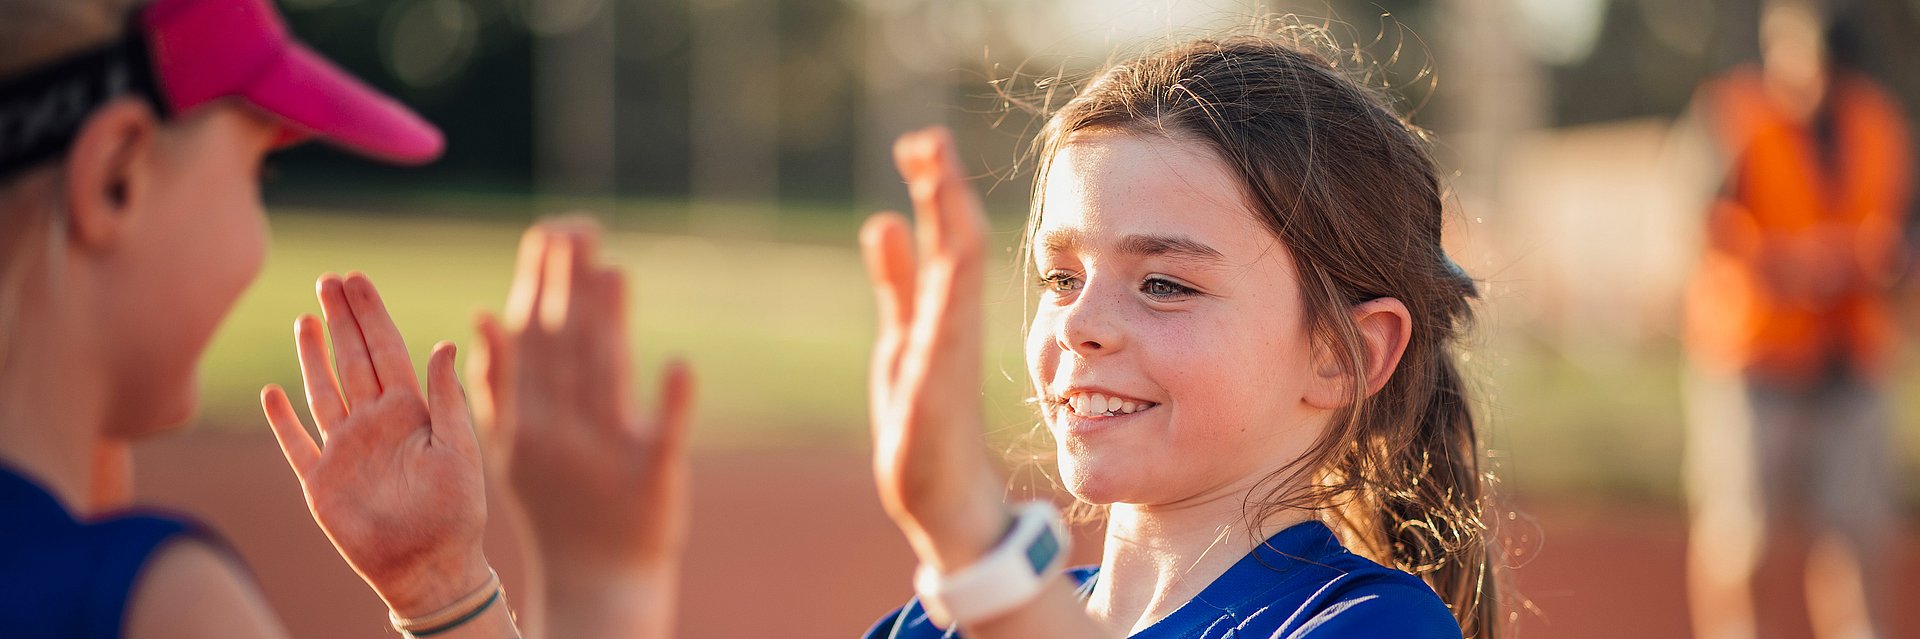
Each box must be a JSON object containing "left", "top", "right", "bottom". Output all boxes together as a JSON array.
[
  {"left": 427, "top": 341, "right": 478, "bottom": 459},
  {"left": 261, "top": 384, "right": 321, "bottom": 481}
]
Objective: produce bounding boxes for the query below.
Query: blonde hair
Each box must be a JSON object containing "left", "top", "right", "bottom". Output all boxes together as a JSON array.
[{"left": 0, "top": 0, "right": 139, "bottom": 373}]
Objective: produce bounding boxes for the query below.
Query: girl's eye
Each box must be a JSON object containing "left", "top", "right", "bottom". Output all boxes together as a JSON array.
[
  {"left": 1037, "top": 271, "right": 1082, "bottom": 294},
  {"left": 1142, "top": 276, "right": 1197, "bottom": 299}
]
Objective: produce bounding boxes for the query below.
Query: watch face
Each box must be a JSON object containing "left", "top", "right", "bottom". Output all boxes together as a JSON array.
[{"left": 1024, "top": 527, "right": 1062, "bottom": 573}]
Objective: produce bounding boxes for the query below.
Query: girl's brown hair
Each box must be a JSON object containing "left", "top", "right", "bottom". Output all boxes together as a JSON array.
[{"left": 1022, "top": 33, "right": 1499, "bottom": 637}]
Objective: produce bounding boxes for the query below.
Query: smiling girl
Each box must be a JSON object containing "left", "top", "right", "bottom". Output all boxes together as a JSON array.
[{"left": 860, "top": 33, "right": 1498, "bottom": 638}]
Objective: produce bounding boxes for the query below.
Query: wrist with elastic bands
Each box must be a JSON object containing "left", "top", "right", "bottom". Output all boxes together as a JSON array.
[{"left": 389, "top": 568, "right": 508, "bottom": 638}]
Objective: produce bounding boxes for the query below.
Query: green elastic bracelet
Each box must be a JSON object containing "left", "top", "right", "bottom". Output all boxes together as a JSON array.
[{"left": 408, "top": 590, "right": 500, "bottom": 637}]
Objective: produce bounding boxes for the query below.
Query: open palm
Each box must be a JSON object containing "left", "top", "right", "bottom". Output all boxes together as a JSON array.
[{"left": 261, "top": 273, "right": 491, "bottom": 618}]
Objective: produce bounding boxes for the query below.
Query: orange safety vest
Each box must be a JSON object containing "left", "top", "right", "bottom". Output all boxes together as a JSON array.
[{"left": 1684, "top": 66, "right": 1913, "bottom": 387}]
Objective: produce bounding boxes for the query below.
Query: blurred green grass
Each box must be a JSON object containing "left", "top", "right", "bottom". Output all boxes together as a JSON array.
[{"left": 198, "top": 209, "right": 1920, "bottom": 507}]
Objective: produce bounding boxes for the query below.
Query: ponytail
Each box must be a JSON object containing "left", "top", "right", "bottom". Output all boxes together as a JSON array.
[
  {"left": 1387, "top": 348, "right": 1496, "bottom": 636},
  {"left": 1296, "top": 258, "right": 1496, "bottom": 638}
]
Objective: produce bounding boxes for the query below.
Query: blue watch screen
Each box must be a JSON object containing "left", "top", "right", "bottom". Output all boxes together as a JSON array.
[{"left": 1024, "top": 528, "right": 1061, "bottom": 574}]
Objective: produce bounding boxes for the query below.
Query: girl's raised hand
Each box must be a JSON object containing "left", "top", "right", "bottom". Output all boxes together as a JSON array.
[
  {"left": 468, "top": 220, "right": 694, "bottom": 639},
  {"left": 861, "top": 127, "right": 1011, "bottom": 574},
  {"left": 260, "top": 273, "right": 494, "bottom": 622}
]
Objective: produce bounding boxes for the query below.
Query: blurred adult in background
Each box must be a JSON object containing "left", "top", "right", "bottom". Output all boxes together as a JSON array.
[{"left": 1680, "top": 1, "right": 1912, "bottom": 637}]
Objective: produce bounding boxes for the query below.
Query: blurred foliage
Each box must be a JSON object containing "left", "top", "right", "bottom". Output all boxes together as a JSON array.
[{"left": 276, "top": 0, "right": 536, "bottom": 195}]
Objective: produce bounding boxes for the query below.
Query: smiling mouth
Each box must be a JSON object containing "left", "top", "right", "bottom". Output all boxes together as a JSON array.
[{"left": 1054, "top": 392, "right": 1159, "bottom": 418}]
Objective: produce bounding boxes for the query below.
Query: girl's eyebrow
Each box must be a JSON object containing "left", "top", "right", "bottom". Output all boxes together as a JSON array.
[
  {"left": 1119, "top": 233, "right": 1227, "bottom": 264},
  {"left": 1040, "top": 228, "right": 1227, "bottom": 266}
]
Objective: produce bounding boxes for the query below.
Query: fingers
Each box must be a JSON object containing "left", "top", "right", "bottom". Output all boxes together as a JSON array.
[
  {"left": 588, "top": 267, "right": 635, "bottom": 427},
  {"left": 555, "top": 220, "right": 603, "bottom": 335},
  {"left": 861, "top": 212, "right": 918, "bottom": 405},
  {"left": 261, "top": 385, "right": 320, "bottom": 478},
  {"left": 890, "top": 127, "right": 987, "bottom": 371},
  {"left": 649, "top": 359, "right": 696, "bottom": 464},
  {"left": 341, "top": 273, "right": 423, "bottom": 398},
  {"left": 505, "top": 226, "right": 552, "bottom": 332},
  {"left": 426, "top": 341, "right": 478, "bottom": 456},
  {"left": 293, "top": 314, "right": 348, "bottom": 437},
  {"left": 539, "top": 229, "right": 576, "bottom": 333},
  {"left": 892, "top": 127, "right": 987, "bottom": 264},
  {"left": 318, "top": 274, "right": 382, "bottom": 406},
  {"left": 466, "top": 313, "right": 502, "bottom": 434},
  {"left": 468, "top": 313, "right": 515, "bottom": 468},
  {"left": 861, "top": 212, "right": 918, "bottom": 334}
]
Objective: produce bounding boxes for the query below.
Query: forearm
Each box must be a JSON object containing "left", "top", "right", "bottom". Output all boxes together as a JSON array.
[{"left": 536, "top": 564, "right": 677, "bottom": 639}]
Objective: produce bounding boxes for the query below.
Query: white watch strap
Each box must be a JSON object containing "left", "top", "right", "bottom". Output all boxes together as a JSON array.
[{"left": 912, "top": 501, "right": 1069, "bottom": 627}]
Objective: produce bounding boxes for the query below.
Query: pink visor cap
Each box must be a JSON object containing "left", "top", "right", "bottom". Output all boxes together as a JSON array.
[{"left": 140, "top": 0, "right": 443, "bottom": 164}]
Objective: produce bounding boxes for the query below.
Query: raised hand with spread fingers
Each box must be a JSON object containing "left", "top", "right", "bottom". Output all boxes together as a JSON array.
[
  {"left": 469, "top": 220, "right": 695, "bottom": 639},
  {"left": 261, "top": 272, "right": 518, "bottom": 638}
]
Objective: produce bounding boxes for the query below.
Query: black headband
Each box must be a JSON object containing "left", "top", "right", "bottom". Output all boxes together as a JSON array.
[{"left": 0, "top": 26, "right": 166, "bottom": 178}]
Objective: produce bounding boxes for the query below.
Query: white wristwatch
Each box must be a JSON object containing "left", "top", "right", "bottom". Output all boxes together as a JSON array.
[{"left": 912, "top": 501, "right": 1070, "bottom": 627}]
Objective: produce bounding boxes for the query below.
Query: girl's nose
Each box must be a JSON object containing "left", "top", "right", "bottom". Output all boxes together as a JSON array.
[{"left": 1056, "top": 285, "right": 1122, "bottom": 356}]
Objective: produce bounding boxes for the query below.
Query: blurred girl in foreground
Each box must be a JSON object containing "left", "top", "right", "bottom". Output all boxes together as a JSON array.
[{"left": 0, "top": 0, "right": 686, "bottom": 636}]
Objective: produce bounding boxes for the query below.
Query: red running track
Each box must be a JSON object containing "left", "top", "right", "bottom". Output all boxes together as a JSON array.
[{"left": 127, "top": 433, "right": 1917, "bottom": 638}]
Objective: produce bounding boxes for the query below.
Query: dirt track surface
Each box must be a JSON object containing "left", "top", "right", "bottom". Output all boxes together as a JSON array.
[{"left": 130, "top": 433, "right": 1916, "bottom": 638}]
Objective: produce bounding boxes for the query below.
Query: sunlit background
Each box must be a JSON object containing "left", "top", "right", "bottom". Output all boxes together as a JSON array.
[{"left": 131, "top": 0, "right": 1920, "bottom": 637}]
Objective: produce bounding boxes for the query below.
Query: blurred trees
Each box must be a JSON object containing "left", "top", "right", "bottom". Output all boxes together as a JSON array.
[{"left": 262, "top": 0, "right": 1920, "bottom": 223}]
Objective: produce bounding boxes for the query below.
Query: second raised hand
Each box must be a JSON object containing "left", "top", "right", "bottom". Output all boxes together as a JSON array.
[
  {"left": 260, "top": 272, "right": 493, "bottom": 621},
  {"left": 861, "top": 127, "right": 1012, "bottom": 576},
  {"left": 468, "top": 220, "right": 695, "bottom": 639}
]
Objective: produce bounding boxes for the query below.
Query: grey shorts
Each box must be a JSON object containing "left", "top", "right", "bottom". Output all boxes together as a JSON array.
[{"left": 1683, "top": 367, "right": 1896, "bottom": 569}]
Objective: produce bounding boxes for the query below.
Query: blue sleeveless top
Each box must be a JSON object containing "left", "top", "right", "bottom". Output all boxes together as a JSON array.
[
  {"left": 863, "top": 521, "right": 1462, "bottom": 639},
  {"left": 0, "top": 463, "right": 218, "bottom": 639}
]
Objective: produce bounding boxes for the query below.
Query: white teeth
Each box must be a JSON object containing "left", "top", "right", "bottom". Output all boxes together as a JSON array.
[{"left": 1060, "top": 392, "right": 1154, "bottom": 416}]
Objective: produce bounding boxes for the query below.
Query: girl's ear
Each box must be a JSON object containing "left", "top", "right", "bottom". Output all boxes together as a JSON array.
[
  {"left": 1351, "top": 297, "right": 1412, "bottom": 396},
  {"left": 1304, "top": 297, "right": 1412, "bottom": 410},
  {"left": 62, "top": 97, "right": 158, "bottom": 250}
]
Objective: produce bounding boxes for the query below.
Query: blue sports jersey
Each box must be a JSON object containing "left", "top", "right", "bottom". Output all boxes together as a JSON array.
[
  {"left": 863, "top": 520, "right": 1462, "bottom": 639},
  {"left": 0, "top": 462, "right": 219, "bottom": 639}
]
